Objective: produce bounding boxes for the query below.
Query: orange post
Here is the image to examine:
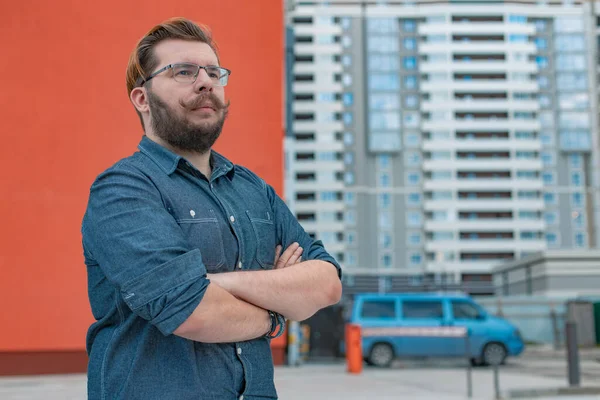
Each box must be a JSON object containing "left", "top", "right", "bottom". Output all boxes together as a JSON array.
[{"left": 345, "top": 324, "right": 363, "bottom": 374}]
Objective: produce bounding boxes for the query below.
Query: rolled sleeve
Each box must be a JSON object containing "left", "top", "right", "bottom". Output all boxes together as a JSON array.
[
  {"left": 265, "top": 184, "right": 342, "bottom": 279},
  {"left": 120, "top": 250, "right": 209, "bottom": 335},
  {"left": 82, "top": 163, "right": 210, "bottom": 335}
]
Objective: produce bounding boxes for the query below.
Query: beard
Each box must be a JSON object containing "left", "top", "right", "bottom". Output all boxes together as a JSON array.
[{"left": 147, "top": 89, "right": 230, "bottom": 154}]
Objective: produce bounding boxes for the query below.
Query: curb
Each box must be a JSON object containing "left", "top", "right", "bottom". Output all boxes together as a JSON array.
[{"left": 502, "top": 386, "right": 600, "bottom": 399}]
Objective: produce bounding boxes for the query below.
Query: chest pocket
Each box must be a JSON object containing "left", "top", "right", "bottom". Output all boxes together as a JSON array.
[
  {"left": 246, "top": 210, "right": 277, "bottom": 269},
  {"left": 176, "top": 209, "right": 227, "bottom": 273}
]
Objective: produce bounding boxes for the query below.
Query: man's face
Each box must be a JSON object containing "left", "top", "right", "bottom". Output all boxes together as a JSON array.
[{"left": 145, "top": 40, "right": 229, "bottom": 154}]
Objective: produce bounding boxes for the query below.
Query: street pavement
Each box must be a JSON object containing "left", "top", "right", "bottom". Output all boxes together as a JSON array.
[
  {"left": 2, "top": 348, "right": 600, "bottom": 400},
  {"left": 1, "top": 361, "right": 599, "bottom": 400}
]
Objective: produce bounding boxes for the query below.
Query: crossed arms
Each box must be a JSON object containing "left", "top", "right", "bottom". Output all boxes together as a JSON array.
[{"left": 174, "top": 243, "right": 342, "bottom": 343}]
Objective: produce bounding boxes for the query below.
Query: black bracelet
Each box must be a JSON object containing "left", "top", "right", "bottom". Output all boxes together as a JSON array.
[{"left": 265, "top": 310, "right": 285, "bottom": 339}]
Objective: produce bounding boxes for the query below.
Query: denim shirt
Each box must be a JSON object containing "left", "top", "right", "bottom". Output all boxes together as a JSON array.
[{"left": 81, "top": 136, "right": 341, "bottom": 400}]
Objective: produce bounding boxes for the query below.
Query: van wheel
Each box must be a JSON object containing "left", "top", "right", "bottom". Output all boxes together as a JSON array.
[
  {"left": 368, "top": 343, "right": 394, "bottom": 368},
  {"left": 482, "top": 343, "right": 507, "bottom": 366}
]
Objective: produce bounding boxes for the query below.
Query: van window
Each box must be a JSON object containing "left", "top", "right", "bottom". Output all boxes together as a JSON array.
[
  {"left": 402, "top": 301, "right": 443, "bottom": 319},
  {"left": 361, "top": 299, "right": 397, "bottom": 319},
  {"left": 451, "top": 301, "right": 482, "bottom": 319}
]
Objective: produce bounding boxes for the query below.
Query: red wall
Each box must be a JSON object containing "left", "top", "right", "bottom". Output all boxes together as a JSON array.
[{"left": 0, "top": 1, "right": 283, "bottom": 351}]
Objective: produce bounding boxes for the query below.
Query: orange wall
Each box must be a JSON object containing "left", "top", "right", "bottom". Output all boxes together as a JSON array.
[{"left": 0, "top": 1, "right": 283, "bottom": 351}]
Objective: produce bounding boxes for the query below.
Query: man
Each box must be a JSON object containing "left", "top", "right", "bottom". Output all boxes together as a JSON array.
[{"left": 81, "top": 17, "right": 342, "bottom": 400}]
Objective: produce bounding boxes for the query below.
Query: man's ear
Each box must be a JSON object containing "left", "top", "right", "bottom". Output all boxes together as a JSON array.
[{"left": 130, "top": 87, "right": 149, "bottom": 114}]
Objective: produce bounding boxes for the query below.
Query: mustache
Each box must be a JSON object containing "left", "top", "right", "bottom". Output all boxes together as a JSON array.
[{"left": 180, "top": 93, "right": 230, "bottom": 111}]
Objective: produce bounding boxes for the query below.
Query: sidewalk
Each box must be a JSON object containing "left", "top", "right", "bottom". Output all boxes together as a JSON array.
[{"left": 0, "top": 363, "right": 596, "bottom": 400}]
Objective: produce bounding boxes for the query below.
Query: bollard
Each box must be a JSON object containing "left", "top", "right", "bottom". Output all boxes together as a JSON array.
[
  {"left": 465, "top": 333, "right": 472, "bottom": 398},
  {"left": 493, "top": 363, "right": 501, "bottom": 400},
  {"left": 565, "top": 321, "right": 581, "bottom": 387},
  {"left": 550, "top": 310, "right": 560, "bottom": 351},
  {"left": 345, "top": 324, "right": 363, "bottom": 374}
]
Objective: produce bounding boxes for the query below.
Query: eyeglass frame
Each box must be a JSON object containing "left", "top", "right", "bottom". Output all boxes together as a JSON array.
[{"left": 139, "top": 63, "right": 232, "bottom": 87}]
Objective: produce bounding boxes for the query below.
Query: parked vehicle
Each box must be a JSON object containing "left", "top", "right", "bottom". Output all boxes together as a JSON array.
[{"left": 347, "top": 292, "right": 525, "bottom": 367}]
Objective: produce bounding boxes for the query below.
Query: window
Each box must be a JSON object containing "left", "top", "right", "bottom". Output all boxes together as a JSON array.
[
  {"left": 380, "top": 232, "right": 392, "bottom": 249},
  {"left": 342, "top": 36, "right": 352, "bottom": 48},
  {"left": 559, "top": 93, "right": 589, "bottom": 110},
  {"left": 380, "top": 172, "right": 391, "bottom": 187},
  {"left": 572, "top": 192, "right": 583, "bottom": 207},
  {"left": 403, "top": 19, "right": 416, "bottom": 32},
  {"left": 541, "top": 152, "right": 554, "bottom": 166},
  {"left": 574, "top": 232, "right": 586, "bottom": 247},
  {"left": 430, "top": 171, "right": 452, "bottom": 181},
  {"left": 361, "top": 299, "right": 397, "bottom": 319},
  {"left": 407, "top": 172, "right": 420, "bottom": 185},
  {"left": 403, "top": 56, "right": 417, "bottom": 70},
  {"left": 370, "top": 111, "right": 400, "bottom": 130},
  {"left": 407, "top": 192, "right": 421, "bottom": 205},
  {"left": 409, "top": 252, "right": 422, "bottom": 266},
  {"left": 515, "top": 131, "right": 535, "bottom": 140},
  {"left": 404, "top": 113, "right": 420, "bottom": 128},
  {"left": 557, "top": 73, "right": 587, "bottom": 90},
  {"left": 404, "top": 38, "right": 416, "bottom": 50},
  {"left": 555, "top": 35, "right": 585, "bottom": 51},
  {"left": 555, "top": 16, "right": 584, "bottom": 33},
  {"left": 344, "top": 132, "right": 354, "bottom": 145},
  {"left": 368, "top": 54, "right": 399, "bottom": 71},
  {"left": 544, "top": 192, "right": 556, "bottom": 204},
  {"left": 369, "top": 74, "right": 400, "bottom": 90},
  {"left": 381, "top": 253, "right": 393, "bottom": 268},
  {"left": 536, "top": 56, "right": 548, "bottom": 69},
  {"left": 368, "top": 37, "right": 399, "bottom": 52},
  {"left": 345, "top": 172, "right": 355, "bottom": 185},
  {"left": 405, "top": 133, "right": 420, "bottom": 147},
  {"left": 573, "top": 212, "right": 584, "bottom": 228},
  {"left": 407, "top": 212, "right": 422, "bottom": 227},
  {"left": 542, "top": 172, "right": 555, "bottom": 185},
  {"left": 408, "top": 232, "right": 422, "bottom": 245},
  {"left": 556, "top": 54, "right": 586, "bottom": 71},
  {"left": 546, "top": 232, "right": 558, "bottom": 246},
  {"left": 343, "top": 112, "right": 353, "bottom": 125},
  {"left": 452, "top": 301, "right": 483, "bottom": 319},
  {"left": 430, "top": 191, "right": 452, "bottom": 200},
  {"left": 342, "top": 55, "right": 352, "bottom": 66},
  {"left": 520, "top": 231, "right": 538, "bottom": 240},
  {"left": 545, "top": 212, "right": 557, "bottom": 225},
  {"left": 538, "top": 76, "right": 549, "bottom": 88},
  {"left": 345, "top": 192, "right": 356, "bottom": 205},
  {"left": 347, "top": 231, "right": 356, "bottom": 245},
  {"left": 405, "top": 95, "right": 418, "bottom": 108},
  {"left": 405, "top": 152, "right": 420, "bottom": 166},
  {"left": 509, "top": 34, "right": 528, "bottom": 43},
  {"left": 343, "top": 93, "right": 354, "bottom": 106},
  {"left": 404, "top": 75, "right": 417, "bottom": 89},
  {"left": 344, "top": 152, "right": 354, "bottom": 165},
  {"left": 535, "top": 38, "right": 547, "bottom": 49},
  {"left": 571, "top": 172, "right": 582, "bottom": 187},
  {"left": 509, "top": 15, "right": 527, "bottom": 24},
  {"left": 379, "top": 193, "right": 391, "bottom": 208},
  {"left": 560, "top": 113, "right": 589, "bottom": 129},
  {"left": 519, "top": 211, "right": 538, "bottom": 220},
  {"left": 569, "top": 154, "right": 582, "bottom": 168},
  {"left": 370, "top": 93, "right": 400, "bottom": 110},
  {"left": 402, "top": 301, "right": 443, "bottom": 319}
]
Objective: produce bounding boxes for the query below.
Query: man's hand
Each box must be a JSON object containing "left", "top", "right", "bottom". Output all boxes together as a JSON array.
[{"left": 274, "top": 242, "right": 303, "bottom": 269}]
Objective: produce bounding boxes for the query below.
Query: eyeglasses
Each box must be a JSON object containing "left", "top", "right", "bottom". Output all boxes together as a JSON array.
[{"left": 142, "top": 63, "right": 231, "bottom": 86}]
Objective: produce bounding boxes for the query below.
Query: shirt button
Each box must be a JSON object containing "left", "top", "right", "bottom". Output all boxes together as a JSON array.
[
  {"left": 230, "top": 215, "right": 235, "bottom": 223},
  {"left": 239, "top": 396, "right": 244, "bottom": 400},
  {"left": 210, "top": 183, "right": 214, "bottom": 189},
  {"left": 237, "top": 347, "right": 242, "bottom": 355},
  {"left": 238, "top": 261, "right": 243, "bottom": 269}
]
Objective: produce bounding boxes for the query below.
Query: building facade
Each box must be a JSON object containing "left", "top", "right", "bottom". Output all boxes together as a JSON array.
[{"left": 286, "top": 0, "right": 600, "bottom": 294}]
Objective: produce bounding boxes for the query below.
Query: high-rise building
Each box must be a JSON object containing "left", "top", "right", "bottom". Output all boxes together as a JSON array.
[{"left": 286, "top": 0, "right": 600, "bottom": 295}]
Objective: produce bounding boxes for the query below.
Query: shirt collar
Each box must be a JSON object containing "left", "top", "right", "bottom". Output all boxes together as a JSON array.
[{"left": 138, "top": 136, "right": 235, "bottom": 179}]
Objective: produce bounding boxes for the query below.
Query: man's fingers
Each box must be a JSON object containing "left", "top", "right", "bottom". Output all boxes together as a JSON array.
[
  {"left": 286, "top": 246, "right": 303, "bottom": 267},
  {"left": 275, "top": 242, "right": 300, "bottom": 268},
  {"left": 273, "top": 245, "right": 282, "bottom": 266}
]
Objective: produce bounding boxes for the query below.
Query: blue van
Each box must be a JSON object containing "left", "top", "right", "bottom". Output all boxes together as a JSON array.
[{"left": 348, "top": 293, "right": 524, "bottom": 367}]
